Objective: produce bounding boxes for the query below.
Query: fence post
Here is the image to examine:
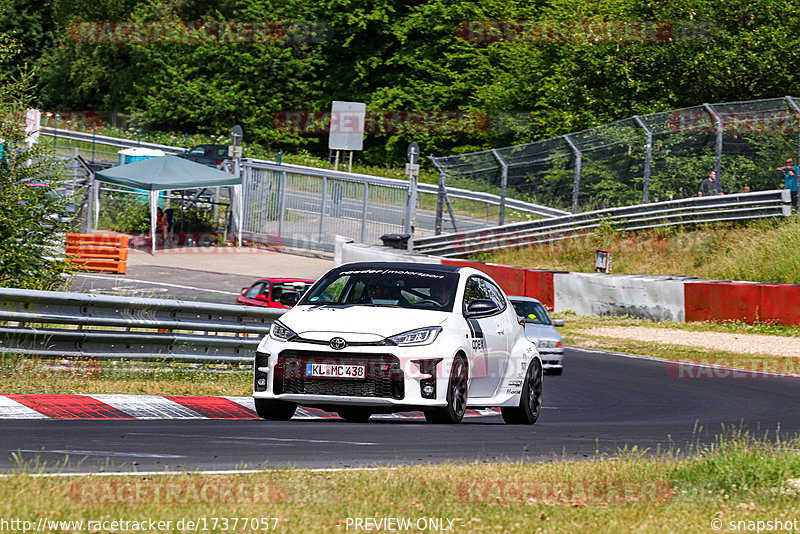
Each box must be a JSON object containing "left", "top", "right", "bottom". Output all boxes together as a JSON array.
[
  {"left": 785, "top": 96, "right": 800, "bottom": 167},
  {"left": 633, "top": 115, "right": 652, "bottom": 203},
  {"left": 360, "top": 182, "right": 369, "bottom": 242},
  {"left": 278, "top": 170, "right": 287, "bottom": 237},
  {"left": 491, "top": 149, "right": 508, "bottom": 225},
  {"left": 91, "top": 125, "right": 96, "bottom": 163},
  {"left": 319, "top": 176, "right": 328, "bottom": 242},
  {"left": 564, "top": 134, "right": 582, "bottom": 213},
  {"left": 703, "top": 103, "right": 723, "bottom": 193}
]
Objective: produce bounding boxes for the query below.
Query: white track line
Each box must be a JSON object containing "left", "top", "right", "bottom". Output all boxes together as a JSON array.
[
  {"left": 0, "top": 467, "right": 390, "bottom": 478},
  {"left": 74, "top": 274, "right": 239, "bottom": 295},
  {"left": 568, "top": 345, "right": 800, "bottom": 379}
]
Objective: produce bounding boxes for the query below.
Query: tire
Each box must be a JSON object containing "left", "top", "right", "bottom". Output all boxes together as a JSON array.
[
  {"left": 501, "top": 357, "right": 542, "bottom": 425},
  {"left": 337, "top": 407, "right": 372, "bottom": 423},
  {"left": 424, "top": 355, "right": 468, "bottom": 424},
  {"left": 254, "top": 398, "right": 297, "bottom": 421}
]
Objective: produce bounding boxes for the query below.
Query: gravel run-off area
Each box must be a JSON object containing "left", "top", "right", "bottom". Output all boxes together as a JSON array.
[{"left": 574, "top": 326, "right": 800, "bottom": 358}]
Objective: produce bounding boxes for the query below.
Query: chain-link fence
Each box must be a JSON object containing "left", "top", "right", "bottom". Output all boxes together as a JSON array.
[
  {"left": 240, "top": 162, "right": 408, "bottom": 251},
  {"left": 431, "top": 97, "right": 800, "bottom": 213}
]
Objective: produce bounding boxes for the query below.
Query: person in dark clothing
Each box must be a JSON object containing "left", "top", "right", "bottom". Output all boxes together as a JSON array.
[{"left": 698, "top": 170, "right": 718, "bottom": 196}]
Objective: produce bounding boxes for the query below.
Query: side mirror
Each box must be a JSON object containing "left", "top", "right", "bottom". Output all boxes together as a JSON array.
[
  {"left": 466, "top": 299, "right": 499, "bottom": 316},
  {"left": 279, "top": 291, "right": 301, "bottom": 307},
  {"left": 255, "top": 294, "right": 269, "bottom": 302},
  {"left": 553, "top": 319, "right": 565, "bottom": 327}
]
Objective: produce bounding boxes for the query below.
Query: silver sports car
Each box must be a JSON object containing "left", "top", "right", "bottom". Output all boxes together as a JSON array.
[{"left": 509, "top": 296, "right": 564, "bottom": 375}]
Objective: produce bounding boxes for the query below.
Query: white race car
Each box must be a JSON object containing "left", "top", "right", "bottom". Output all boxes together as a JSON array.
[{"left": 253, "top": 262, "right": 542, "bottom": 424}]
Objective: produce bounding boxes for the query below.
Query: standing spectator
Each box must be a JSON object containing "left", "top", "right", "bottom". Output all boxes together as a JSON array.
[
  {"left": 741, "top": 183, "right": 751, "bottom": 193},
  {"left": 698, "top": 170, "right": 717, "bottom": 196},
  {"left": 156, "top": 207, "right": 168, "bottom": 241},
  {"left": 776, "top": 157, "right": 799, "bottom": 208}
]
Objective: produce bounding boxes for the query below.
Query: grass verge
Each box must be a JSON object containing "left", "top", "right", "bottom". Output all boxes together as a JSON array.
[
  {"left": 3, "top": 430, "right": 800, "bottom": 533},
  {"left": 0, "top": 357, "right": 251, "bottom": 396}
]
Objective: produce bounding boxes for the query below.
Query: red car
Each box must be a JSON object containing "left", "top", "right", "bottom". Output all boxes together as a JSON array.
[{"left": 236, "top": 278, "right": 315, "bottom": 309}]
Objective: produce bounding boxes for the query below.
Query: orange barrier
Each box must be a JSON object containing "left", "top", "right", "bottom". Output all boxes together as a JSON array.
[{"left": 65, "top": 234, "right": 129, "bottom": 274}]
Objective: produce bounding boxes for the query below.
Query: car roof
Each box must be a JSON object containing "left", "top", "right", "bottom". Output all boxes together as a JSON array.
[
  {"left": 254, "top": 278, "right": 315, "bottom": 283},
  {"left": 335, "top": 262, "right": 462, "bottom": 274}
]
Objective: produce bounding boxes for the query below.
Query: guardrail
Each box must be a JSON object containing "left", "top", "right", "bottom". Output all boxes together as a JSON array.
[
  {"left": 413, "top": 190, "right": 794, "bottom": 257},
  {"left": 41, "top": 127, "right": 185, "bottom": 155},
  {"left": 0, "top": 288, "right": 283, "bottom": 363}
]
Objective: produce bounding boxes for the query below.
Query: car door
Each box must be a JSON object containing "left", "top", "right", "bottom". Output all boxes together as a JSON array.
[{"left": 462, "top": 276, "right": 511, "bottom": 398}]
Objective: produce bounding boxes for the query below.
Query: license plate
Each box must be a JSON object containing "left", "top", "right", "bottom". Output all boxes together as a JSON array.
[{"left": 306, "top": 363, "right": 366, "bottom": 379}]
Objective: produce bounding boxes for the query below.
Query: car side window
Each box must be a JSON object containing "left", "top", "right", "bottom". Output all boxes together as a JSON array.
[
  {"left": 245, "top": 281, "right": 269, "bottom": 299},
  {"left": 462, "top": 276, "right": 507, "bottom": 315},
  {"left": 483, "top": 279, "right": 508, "bottom": 313},
  {"left": 188, "top": 147, "right": 204, "bottom": 156},
  {"left": 462, "top": 276, "right": 490, "bottom": 314}
]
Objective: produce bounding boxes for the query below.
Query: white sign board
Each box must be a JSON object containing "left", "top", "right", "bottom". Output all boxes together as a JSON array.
[
  {"left": 25, "top": 108, "right": 41, "bottom": 145},
  {"left": 405, "top": 163, "right": 420, "bottom": 176},
  {"left": 328, "top": 101, "right": 365, "bottom": 151}
]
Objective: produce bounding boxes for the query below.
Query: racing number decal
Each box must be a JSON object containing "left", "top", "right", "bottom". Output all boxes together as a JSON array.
[
  {"left": 467, "top": 318, "right": 485, "bottom": 350},
  {"left": 467, "top": 318, "right": 489, "bottom": 377}
]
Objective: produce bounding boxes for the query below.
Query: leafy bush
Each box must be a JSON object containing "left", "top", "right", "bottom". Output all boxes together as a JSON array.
[{"left": 0, "top": 37, "right": 74, "bottom": 290}]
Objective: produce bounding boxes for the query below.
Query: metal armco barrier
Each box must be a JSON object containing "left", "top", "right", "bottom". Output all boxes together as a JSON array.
[
  {"left": 413, "top": 190, "right": 793, "bottom": 257},
  {"left": 0, "top": 288, "right": 284, "bottom": 363}
]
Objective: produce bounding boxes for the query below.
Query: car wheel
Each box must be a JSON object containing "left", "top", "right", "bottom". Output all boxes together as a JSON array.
[
  {"left": 254, "top": 399, "right": 297, "bottom": 421},
  {"left": 501, "top": 358, "right": 542, "bottom": 425},
  {"left": 337, "top": 407, "right": 372, "bottom": 423},
  {"left": 547, "top": 367, "right": 563, "bottom": 376},
  {"left": 424, "top": 355, "right": 468, "bottom": 424}
]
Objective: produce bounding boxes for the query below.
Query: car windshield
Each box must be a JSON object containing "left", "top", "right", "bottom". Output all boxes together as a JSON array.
[
  {"left": 301, "top": 267, "right": 459, "bottom": 311},
  {"left": 271, "top": 281, "right": 313, "bottom": 300},
  {"left": 510, "top": 300, "right": 552, "bottom": 325}
]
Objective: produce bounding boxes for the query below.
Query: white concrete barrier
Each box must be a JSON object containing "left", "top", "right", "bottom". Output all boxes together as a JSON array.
[
  {"left": 554, "top": 273, "right": 686, "bottom": 321},
  {"left": 335, "top": 237, "right": 443, "bottom": 266}
]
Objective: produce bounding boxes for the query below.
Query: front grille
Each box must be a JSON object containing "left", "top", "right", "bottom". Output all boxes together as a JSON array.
[{"left": 273, "top": 350, "right": 404, "bottom": 400}]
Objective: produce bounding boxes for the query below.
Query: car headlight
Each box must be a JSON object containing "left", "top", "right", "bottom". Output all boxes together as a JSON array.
[
  {"left": 388, "top": 327, "right": 442, "bottom": 346},
  {"left": 538, "top": 338, "right": 560, "bottom": 349},
  {"left": 270, "top": 320, "right": 297, "bottom": 341}
]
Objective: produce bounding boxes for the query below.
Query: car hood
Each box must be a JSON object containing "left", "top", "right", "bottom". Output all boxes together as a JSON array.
[
  {"left": 282, "top": 305, "right": 450, "bottom": 340},
  {"left": 523, "top": 323, "right": 562, "bottom": 341}
]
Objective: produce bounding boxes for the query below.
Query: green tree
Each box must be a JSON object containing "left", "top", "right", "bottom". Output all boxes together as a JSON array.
[{"left": 0, "top": 37, "right": 74, "bottom": 290}]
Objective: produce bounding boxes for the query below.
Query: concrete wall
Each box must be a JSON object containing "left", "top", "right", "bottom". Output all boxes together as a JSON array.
[
  {"left": 554, "top": 273, "right": 686, "bottom": 322},
  {"left": 334, "top": 242, "right": 800, "bottom": 325}
]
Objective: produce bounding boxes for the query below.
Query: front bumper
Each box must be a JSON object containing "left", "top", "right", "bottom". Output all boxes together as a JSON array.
[
  {"left": 253, "top": 339, "right": 454, "bottom": 409},
  {"left": 538, "top": 348, "right": 564, "bottom": 370}
]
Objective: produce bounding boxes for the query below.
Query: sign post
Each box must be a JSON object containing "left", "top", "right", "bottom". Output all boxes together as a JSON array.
[
  {"left": 328, "top": 101, "right": 365, "bottom": 172},
  {"left": 229, "top": 125, "right": 244, "bottom": 247},
  {"left": 405, "top": 142, "right": 420, "bottom": 251}
]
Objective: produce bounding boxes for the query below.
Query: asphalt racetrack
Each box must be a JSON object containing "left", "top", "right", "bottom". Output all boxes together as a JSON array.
[
  {"left": 4, "top": 346, "right": 800, "bottom": 473},
  {"left": 6, "top": 259, "right": 796, "bottom": 473}
]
